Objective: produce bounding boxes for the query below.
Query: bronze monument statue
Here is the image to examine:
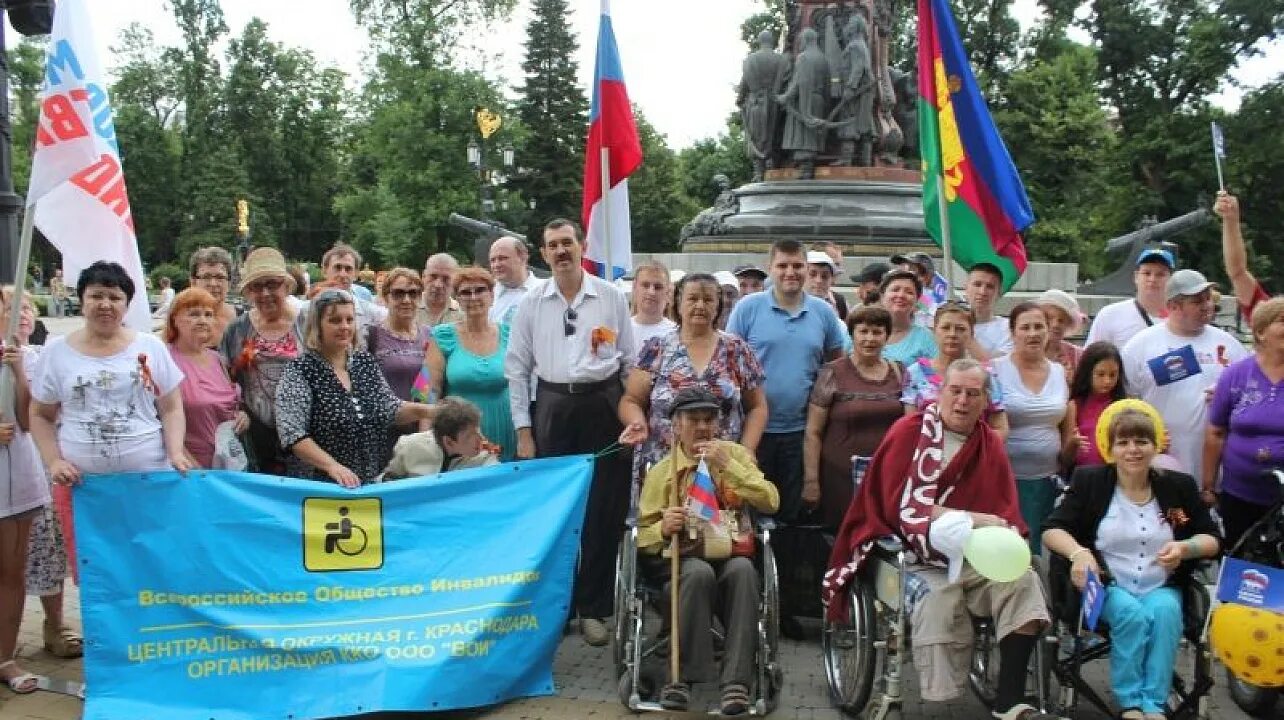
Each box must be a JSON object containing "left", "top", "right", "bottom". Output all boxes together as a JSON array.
[
  {"left": 832, "top": 13, "right": 876, "bottom": 167},
  {"left": 776, "top": 27, "right": 830, "bottom": 179},
  {"left": 737, "top": 31, "right": 791, "bottom": 183}
]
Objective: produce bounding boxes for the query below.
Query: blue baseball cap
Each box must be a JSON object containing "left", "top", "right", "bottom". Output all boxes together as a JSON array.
[{"left": 1136, "top": 248, "right": 1175, "bottom": 269}]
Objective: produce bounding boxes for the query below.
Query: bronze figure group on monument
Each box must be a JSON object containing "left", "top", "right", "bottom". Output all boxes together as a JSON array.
[{"left": 739, "top": 0, "right": 916, "bottom": 182}]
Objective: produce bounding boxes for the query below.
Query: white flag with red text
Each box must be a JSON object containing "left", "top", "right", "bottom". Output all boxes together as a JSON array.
[{"left": 29, "top": 0, "right": 150, "bottom": 329}]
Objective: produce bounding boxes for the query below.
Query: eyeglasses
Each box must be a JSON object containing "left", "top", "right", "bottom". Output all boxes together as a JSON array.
[
  {"left": 195, "top": 274, "right": 229, "bottom": 283},
  {"left": 388, "top": 288, "right": 421, "bottom": 301},
  {"left": 563, "top": 306, "right": 578, "bottom": 337},
  {"left": 457, "top": 286, "right": 490, "bottom": 298},
  {"left": 246, "top": 279, "right": 285, "bottom": 294}
]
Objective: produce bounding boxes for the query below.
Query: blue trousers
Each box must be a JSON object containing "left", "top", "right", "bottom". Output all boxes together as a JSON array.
[{"left": 1100, "top": 585, "right": 1182, "bottom": 714}]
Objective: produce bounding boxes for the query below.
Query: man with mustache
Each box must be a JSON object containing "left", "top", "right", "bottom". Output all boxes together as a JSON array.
[
  {"left": 505, "top": 218, "right": 636, "bottom": 647},
  {"left": 726, "top": 238, "right": 847, "bottom": 638}
]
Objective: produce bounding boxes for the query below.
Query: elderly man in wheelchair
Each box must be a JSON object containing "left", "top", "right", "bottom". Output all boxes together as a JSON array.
[
  {"left": 1042, "top": 405, "right": 1220, "bottom": 720},
  {"left": 822, "top": 359, "right": 1057, "bottom": 720},
  {"left": 633, "top": 387, "right": 780, "bottom": 715}
]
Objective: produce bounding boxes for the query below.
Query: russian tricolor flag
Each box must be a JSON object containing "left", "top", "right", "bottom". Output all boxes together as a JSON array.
[
  {"left": 686, "top": 459, "right": 720, "bottom": 523},
  {"left": 582, "top": 0, "right": 642, "bottom": 280}
]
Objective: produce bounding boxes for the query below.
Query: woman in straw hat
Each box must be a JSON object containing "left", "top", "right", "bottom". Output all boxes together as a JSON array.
[{"left": 218, "top": 247, "right": 304, "bottom": 473}]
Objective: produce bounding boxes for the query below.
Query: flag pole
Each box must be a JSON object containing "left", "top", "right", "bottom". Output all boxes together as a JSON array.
[
  {"left": 599, "top": 147, "right": 613, "bottom": 280},
  {"left": 0, "top": 204, "right": 36, "bottom": 422},
  {"left": 935, "top": 175, "right": 955, "bottom": 295}
]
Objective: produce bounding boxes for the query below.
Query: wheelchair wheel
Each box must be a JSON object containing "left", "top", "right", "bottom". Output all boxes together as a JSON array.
[
  {"left": 968, "top": 618, "right": 999, "bottom": 707},
  {"left": 1227, "top": 669, "right": 1279, "bottom": 717},
  {"left": 612, "top": 531, "right": 637, "bottom": 675},
  {"left": 822, "top": 580, "right": 878, "bottom": 716},
  {"left": 758, "top": 542, "right": 783, "bottom": 714}
]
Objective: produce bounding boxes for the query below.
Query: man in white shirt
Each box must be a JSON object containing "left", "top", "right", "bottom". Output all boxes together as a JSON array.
[
  {"left": 321, "top": 243, "right": 388, "bottom": 347},
  {"left": 416, "top": 253, "right": 463, "bottom": 327},
  {"left": 505, "top": 217, "right": 636, "bottom": 648},
  {"left": 1121, "top": 269, "right": 1248, "bottom": 482},
  {"left": 488, "top": 236, "right": 542, "bottom": 325},
  {"left": 630, "top": 261, "right": 676, "bottom": 355},
  {"left": 964, "top": 263, "right": 1012, "bottom": 359},
  {"left": 1085, "top": 247, "right": 1173, "bottom": 349}
]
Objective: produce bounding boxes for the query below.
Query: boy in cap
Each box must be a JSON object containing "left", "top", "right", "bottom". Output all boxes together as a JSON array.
[{"left": 1085, "top": 247, "right": 1174, "bottom": 349}]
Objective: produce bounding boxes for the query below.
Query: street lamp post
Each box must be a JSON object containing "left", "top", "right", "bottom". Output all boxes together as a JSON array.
[{"left": 0, "top": 1, "right": 55, "bottom": 285}]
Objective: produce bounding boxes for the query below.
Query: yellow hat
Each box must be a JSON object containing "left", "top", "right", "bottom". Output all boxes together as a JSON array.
[
  {"left": 239, "top": 247, "right": 296, "bottom": 294},
  {"left": 1210, "top": 603, "right": 1284, "bottom": 688},
  {"left": 1095, "top": 399, "right": 1168, "bottom": 463}
]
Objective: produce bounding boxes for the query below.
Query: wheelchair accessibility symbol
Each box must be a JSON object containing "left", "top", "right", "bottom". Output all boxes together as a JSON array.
[{"left": 302, "top": 498, "right": 384, "bottom": 572}]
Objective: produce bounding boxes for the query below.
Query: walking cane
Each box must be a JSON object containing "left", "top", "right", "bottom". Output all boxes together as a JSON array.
[{"left": 668, "top": 455, "right": 682, "bottom": 689}]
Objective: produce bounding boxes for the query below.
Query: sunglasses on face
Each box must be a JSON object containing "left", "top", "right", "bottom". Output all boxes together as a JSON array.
[
  {"left": 457, "top": 286, "right": 491, "bottom": 298},
  {"left": 388, "top": 288, "right": 421, "bottom": 301},
  {"left": 247, "top": 279, "right": 285, "bottom": 294}
]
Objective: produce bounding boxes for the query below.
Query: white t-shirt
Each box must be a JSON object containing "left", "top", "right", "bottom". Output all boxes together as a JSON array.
[
  {"left": 1085, "top": 299, "right": 1160, "bottom": 349},
  {"left": 1120, "top": 323, "right": 1249, "bottom": 482},
  {"left": 631, "top": 317, "right": 677, "bottom": 361},
  {"left": 974, "top": 317, "right": 1013, "bottom": 357},
  {"left": 491, "top": 273, "right": 544, "bottom": 325},
  {"left": 993, "top": 356, "right": 1068, "bottom": 479},
  {"left": 32, "top": 332, "right": 184, "bottom": 474}
]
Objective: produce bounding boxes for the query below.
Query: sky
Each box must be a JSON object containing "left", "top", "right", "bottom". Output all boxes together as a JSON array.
[{"left": 20, "top": 0, "right": 1284, "bottom": 149}]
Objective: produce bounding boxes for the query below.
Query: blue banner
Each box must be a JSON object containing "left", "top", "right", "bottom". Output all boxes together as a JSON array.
[
  {"left": 1218, "top": 557, "right": 1284, "bottom": 612},
  {"left": 1146, "top": 344, "right": 1202, "bottom": 386},
  {"left": 73, "top": 456, "right": 594, "bottom": 720}
]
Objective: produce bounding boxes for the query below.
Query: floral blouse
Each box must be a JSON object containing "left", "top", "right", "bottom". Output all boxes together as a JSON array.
[
  {"left": 275, "top": 350, "right": 402, "bottom": 483},
  {"left": 633, "top": 331, "right": 765, "bottom": 477}
]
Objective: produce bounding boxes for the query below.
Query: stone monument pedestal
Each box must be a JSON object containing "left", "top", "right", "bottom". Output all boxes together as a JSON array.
[{"left": 679, "top": 167, "right": 934, "bottom": 255}]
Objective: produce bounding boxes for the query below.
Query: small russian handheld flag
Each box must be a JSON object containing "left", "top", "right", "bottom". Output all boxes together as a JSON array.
[
  {"left": 686, "top": 458, "right": 720, "bottom": 522},
  {"left": 581, "top": 0, "right": 641, "bottom": 280}
]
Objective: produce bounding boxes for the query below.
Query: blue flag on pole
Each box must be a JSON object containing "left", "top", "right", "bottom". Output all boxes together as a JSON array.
[
  {"left": 74, "top": 458, "right": 594, "bottom": 720},
  {"left": 1081, "top": 569, "right": 1106, "bottom": 631}
]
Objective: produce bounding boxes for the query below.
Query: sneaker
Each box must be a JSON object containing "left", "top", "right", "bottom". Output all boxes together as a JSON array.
[{"left": 581, "top": 617, "right": 610, "bottom": 647}]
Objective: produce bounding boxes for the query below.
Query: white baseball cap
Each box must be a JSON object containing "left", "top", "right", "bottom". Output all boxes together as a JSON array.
[{"left": 806, "top": 250, "right": 838, "bottom": 271}]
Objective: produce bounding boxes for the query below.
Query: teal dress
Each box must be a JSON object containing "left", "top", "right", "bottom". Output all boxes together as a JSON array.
[{"left": 431, "top": 323, "right": 516, "bottom": 461}]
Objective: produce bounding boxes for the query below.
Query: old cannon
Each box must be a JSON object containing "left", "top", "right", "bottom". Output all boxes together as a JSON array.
[
  {"left": 447, "top": 213, "right": 528, "bottom": 266},
  {"left": 1077, "top": 208, "right": 1211, "bottom": 296}
]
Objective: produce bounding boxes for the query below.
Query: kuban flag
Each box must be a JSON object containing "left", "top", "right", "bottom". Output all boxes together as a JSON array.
[
  {"left": 29, "top": 0, "right": 150, "bottom": 330},
  {"left": 581, "top": 0, "right": 641, "bottom": 281},
  {"left": 917, "top": 0, "right": 1034, "bottom": 293}
]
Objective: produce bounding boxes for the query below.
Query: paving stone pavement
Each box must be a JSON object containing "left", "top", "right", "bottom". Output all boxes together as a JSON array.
[{"left": 1, "top": 591, "right": 1274, "bottom": 720}]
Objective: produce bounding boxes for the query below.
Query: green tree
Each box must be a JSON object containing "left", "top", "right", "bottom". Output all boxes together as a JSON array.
[
  {"left": 1223, "top": 77, "right": 1284, "bottom": 284},
  {"left": 992, "top": 44, "right": 1118, "bottom": 277},
  {"left": 677, "top": 116, "right": 753, "bottom": 207},
  {"left": 515, "top": 0, "right": 588, "bottom": 241},
  {"left": 627, "top": 111, "right": 696, "bottom": 253}
]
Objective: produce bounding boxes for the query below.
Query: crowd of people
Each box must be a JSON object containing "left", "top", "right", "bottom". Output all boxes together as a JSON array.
[{"left": 0, "top": 191, "right": 1277, "bottom": 720}]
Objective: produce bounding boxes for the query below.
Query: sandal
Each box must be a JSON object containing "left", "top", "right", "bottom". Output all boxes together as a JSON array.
[
  {"left": 44, "top": 621, "right": 84, "bottom": 659},
  {"left": 659, "top": 682, "right": 690, "bottom": 711},
  {"left": 0, "top": 659, "right": 38, "bottom": 695},
  {"left": 720, "top": 682, "right": 752, "bottom": 716}
]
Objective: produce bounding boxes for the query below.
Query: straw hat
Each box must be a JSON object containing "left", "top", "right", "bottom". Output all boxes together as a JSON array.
[
  {"left": 1035, "top": 288, "right": 1083, "bottom": 334},
  {"left": 239, "top": 247, "right": 296, "bottom": 293}
]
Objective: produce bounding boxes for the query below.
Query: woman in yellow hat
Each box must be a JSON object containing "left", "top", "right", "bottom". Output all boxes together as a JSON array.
[{"left": 1042, "top": 404, "right": 1220, "bottom": 720}]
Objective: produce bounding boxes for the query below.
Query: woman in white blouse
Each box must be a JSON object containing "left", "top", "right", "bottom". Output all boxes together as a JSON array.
[
  {"left": 1043, "top": 408, "right": 1219, "bottom": 720},
  {"left": 991, "top": 302, "right": 1076, "bottom": 554}
]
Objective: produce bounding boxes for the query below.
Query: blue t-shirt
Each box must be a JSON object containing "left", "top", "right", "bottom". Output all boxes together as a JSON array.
[
  {"left": 882, "top": 324, "right": 938, "bottom": 366},
  {"left": 726, "top": 290, "right": 847, "bottom": 433}
]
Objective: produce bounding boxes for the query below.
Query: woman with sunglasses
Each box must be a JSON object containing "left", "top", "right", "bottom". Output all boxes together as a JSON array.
[
  {"left": 368, "top": 268, "right": 432, "bottom": 450},
  {"left": 276, "top": 289, "right": 436, "bottom": 486},
  {"left": 219, "top": 248, "right": 304, "bottom": 473},
  {"left": 424, "top": 268, "right": 515, "bottom": 461}
]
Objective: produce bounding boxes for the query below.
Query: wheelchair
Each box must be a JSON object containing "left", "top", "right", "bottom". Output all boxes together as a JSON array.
[
  {"left": 1222, "top": 469, "right": 1284, "bottom": 717},
  {"left": 821, "top": 536, "right": 1056, "bottom": 719},
  {"left": 611, "top": 513, "right": 784, "bottom": 714},
  {"left": 1045, "top": 554, "right": 1214, "bottom": 719}
]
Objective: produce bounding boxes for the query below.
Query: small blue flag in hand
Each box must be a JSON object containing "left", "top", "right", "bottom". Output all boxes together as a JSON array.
[
  {"left": 1211, "top": 122, "right": 1227, "bottom": 160},
  {"left": 1082, "top": 568, "right": 1106, "bottom": 631}
]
